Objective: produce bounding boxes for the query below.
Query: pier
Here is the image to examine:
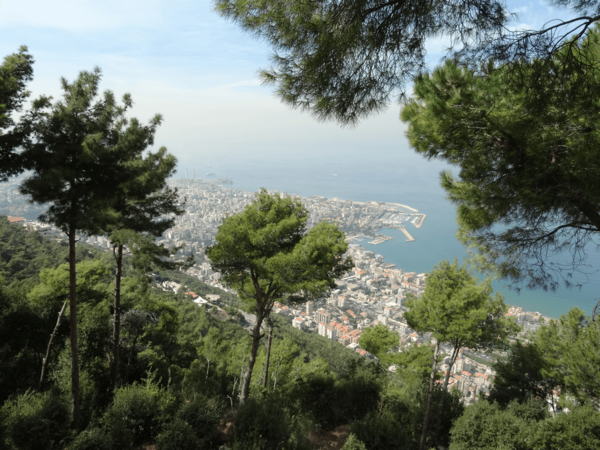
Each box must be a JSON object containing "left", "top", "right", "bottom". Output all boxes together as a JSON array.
[
  {"left": 413, "top": 214, "right": 426, "bottom": 229},
  {"left": 398, "top": 226, "right": 415, "bottom": 242},
  {"left": 368, "top": 235, "right": 394, "bottom": 245}
]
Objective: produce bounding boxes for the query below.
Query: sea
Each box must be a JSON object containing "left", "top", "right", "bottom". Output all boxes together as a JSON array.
[{"left": 177, "top": 145, "right": 599, "bottom": 319}]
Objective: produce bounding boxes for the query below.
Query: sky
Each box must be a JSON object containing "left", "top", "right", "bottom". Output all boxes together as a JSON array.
[{"left": 0, "top": 0, "right": 574, "bottom": 168}]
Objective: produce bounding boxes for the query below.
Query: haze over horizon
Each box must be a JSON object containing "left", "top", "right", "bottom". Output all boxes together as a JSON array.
[{"left": 0, "top": 0, "right": 572, "bottom": 170}]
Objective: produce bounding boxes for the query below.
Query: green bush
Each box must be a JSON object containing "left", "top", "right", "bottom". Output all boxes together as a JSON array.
[
  {"left": 350, "top": 411, "right": 406, "bottom": 450},
  {"left": 104, "top": 382, "right": 162, "bottom": 449},
  {"left": 67, "top": 427, "right": 113, "bottom": 450},
  {"left": 342, "top": 433, "right": 367, "bottom": 450},
  {"left": 177, "top": 397, "right": 222, "bottom": 445},
  {"left": 233, "top": 398, "right": 291, "bottom": 450},
  {"left": 531, "top": 405, "right": 600, "bottom": 450},
  {"left": 0, "top": 389, "right": 70, "bottom": 450},
  {"left": 449, "top": 400, "right": 529, "bottom": 450},
  {"left": 155, "top": 419, "right": 200, "bottom": 450},
  {"left": 291, "top": 374, "right": 338, "bottom": 429}
]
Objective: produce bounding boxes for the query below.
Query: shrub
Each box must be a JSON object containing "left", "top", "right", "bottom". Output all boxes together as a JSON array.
[
  {"left": 67, "top": 427, "right": 113, "bottom": 450},
  {"left": 449, "top": 400, "right": 529, "bottom": 450},
  {"left": 291, "top": 374, "right": 338, "bottom": 430},
  {"left": 104, "top": 382, "right": 162, "bottom": 449},
  {"left": 342, "top": 433, "right": 368, "bottom": 450},
  {"left": 0, "top": 389, "right": 70, "bottom": 450},
  {"left": 233, "top": 398, "right": 291, "bottom": 450},
  {"left": 531, "top": 405, "right": 600, "bottom": 450},
  {"left": 350, "top": 411, "right": 406, "bottom": 450},
  {"left": 155, "top": 419, "right": 200, "bottom": 450},
  {"left": 177, "top": 396, "right": 222, "bottom": 445}
]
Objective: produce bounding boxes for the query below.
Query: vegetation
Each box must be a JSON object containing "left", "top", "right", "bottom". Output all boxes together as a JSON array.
[
  {"left": 404, "top": 260, "right": 518, "bottom": 450},
  {"left": 2, "top": 39, "right": 600, "bottom": 447},
  {"left": 206, "top": 188, "right": 353, "bottom": 403},
  {"left": 401, "top": 29, "right": 600, "bottom": 292},
  {"left": 214, "top": 0, "right": 599, "bottom": 127},
  {"left": 0, "top": 47, "right": 33, "bottom": 181}
]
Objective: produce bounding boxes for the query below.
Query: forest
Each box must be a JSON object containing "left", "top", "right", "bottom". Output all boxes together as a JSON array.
[{"left": 1, "top": 208, "right": 599, "bottom": 450}]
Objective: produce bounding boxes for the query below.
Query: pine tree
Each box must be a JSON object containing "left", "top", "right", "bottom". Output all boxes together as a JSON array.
[
  {"left": 401, "top": 31, "right": 600, "bottom": 291},
  {"left": 105, "top": 138, "right": 185, "bottom": 389},
  {"left": 0, "top": 46, "right": 34, "bottom": 181},
  {"left": 19, "top": 68, "right": 133, "bottom": 427},
  {"left": 404, "top": 259, "right": 519, "bottom": 449},
  {"left": 206, "top": 189, "right": 352, "bottom": 403}
]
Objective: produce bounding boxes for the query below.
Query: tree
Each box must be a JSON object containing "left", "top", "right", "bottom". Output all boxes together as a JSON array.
[
  {"left": 401, "top": 30, "right": 600, "bottom": 292},
  {"left": 28, "top": 259, "right": 112, "bottom": 389},
  {"left": 403, "top": 259, "right": 518, "bottom": 450},
  {"left": 0, "top": 47, "right": 34, "bottom": 181},
  {"left": 214, "top": 0, "right": 600, "bottom": 125},
  {"left": 359, "top": 324, "right": 399, "bottom": 361},
  {"left": 489, "top": 340, "right": 558, "bottom": 407},
  {"left": 483, "top": 306, "right": 600, "bottom": 409},
  {"left": 206, "top": 189, "right": 352, "bottom": 403},
  {"left": 104, "top": 120, "right": 185, "bottom": 389},
  {"left": 214, "top": 0, "right": 508, "bottom": 125},
  {"left": 19, "top": 68, "right": 132, "bottom": 427}
]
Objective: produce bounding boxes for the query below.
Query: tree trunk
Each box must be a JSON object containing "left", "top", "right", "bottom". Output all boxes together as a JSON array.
[
  {"left": 68, "top": 228, "right": 81, "bottom": 429},
  {"left": 262, "top": 318, "right": 274, "bottom": 388},
  {"left": 112, "top": 244, "right": 123, "bottom": 390},
  {"left": 39, "top": 301, "right": 67, "bottom": 388},
  {"left": 125, "top": 333, "right": 140, "bottom": 385},
  {"left": 420, "top": 340, "right": 440, "bottom": 450},
  {"left": 239, "top": 314, "right": 263, "bottom": 404},
  {"left": 434, "top": 345, "right": 461, "bottom": 442}
]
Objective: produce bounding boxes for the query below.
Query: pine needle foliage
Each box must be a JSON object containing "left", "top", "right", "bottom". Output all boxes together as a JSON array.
[{"left": 401, "top": 29, "right": 600, "bottom": 291}]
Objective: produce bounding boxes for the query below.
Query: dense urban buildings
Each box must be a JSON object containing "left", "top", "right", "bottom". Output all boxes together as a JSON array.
[{"left": 2, "top": 176, "right": 539, "bottom": 403}]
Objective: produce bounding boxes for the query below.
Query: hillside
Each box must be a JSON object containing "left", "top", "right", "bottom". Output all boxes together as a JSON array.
[{"left": 0, "top": 216, "right": 599, "bottom": 450}]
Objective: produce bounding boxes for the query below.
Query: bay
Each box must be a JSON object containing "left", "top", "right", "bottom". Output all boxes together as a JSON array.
[{"left": 178, "top": 145, "right": 599, "bottom": 318}]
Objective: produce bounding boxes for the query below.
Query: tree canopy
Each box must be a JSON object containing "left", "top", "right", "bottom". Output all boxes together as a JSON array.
[
  {"left": 403, "top": 259, "right": 518, "bottom": 449},
  {"left": 206, "top": 188, "right": 352, "bottom": 402},
  {"left": 401, "top": 30, "right": 600, "bottom": 291},
  {"left": 214, "top": 0, "right": 600, "bottom": 125},
  {"left": 214, "top": 0, "right": 508, "bottom": 124},
  {"left": 492, "top": 306, "right": 600, "bottom": 406},
  {"left": 0, "top": 46, "right": 34, "bottom": 181},
  {"left": 359, "top": 323, "right": 399, "bottom": 360}
]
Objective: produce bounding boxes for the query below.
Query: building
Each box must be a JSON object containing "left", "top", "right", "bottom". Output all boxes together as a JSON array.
[
  {"left": 326, "top": 326, "right": 337, "bottom": 341},
  {"left": 306, "top": 301, "right": 314, "bottom": 315},
  {"left": 318, "top": 322, "right": 327, "bottom": 337},
  {"left": 293, "top": 317, "right": 305, "bottom": 330},
  {"left": 7, "top": 216, "right": 25, "bottom": 225},
  {"left": 339, "top": 334, "right": 351, "bottom": 346}
]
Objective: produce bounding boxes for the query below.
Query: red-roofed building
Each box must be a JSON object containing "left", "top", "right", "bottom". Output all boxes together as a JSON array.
[
  {"left": 339, "top": 334, "right": 351, "bottom": 345},
  {"left": 293, "top": 317, "right": 305, "bottom": 331}
]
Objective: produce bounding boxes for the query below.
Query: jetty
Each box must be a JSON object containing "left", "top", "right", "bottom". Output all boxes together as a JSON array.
[
  {"left": 398, "top": 226, "right": 415, "bottom": 242},
  {"left": 368, "top": 235, "right": 394, "bottom": 245}
]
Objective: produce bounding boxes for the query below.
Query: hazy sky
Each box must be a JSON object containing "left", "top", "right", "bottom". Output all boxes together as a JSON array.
[{"left": 1, "top": 0, "right": 571, "bottom": 169}]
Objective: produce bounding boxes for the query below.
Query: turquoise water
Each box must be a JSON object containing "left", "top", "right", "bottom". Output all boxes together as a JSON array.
[{"left": 177, "top": 145, "right": 599, "bottom": 318}]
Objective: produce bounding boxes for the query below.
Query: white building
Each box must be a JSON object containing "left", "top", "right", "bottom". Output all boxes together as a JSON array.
[{"left": 293, "top": 317, "right": 305, "bottom": 331}]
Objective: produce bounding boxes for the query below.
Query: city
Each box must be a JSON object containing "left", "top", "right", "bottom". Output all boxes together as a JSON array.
[{"left": 1, "top": 175, "right": 546, "bottom": 404}]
